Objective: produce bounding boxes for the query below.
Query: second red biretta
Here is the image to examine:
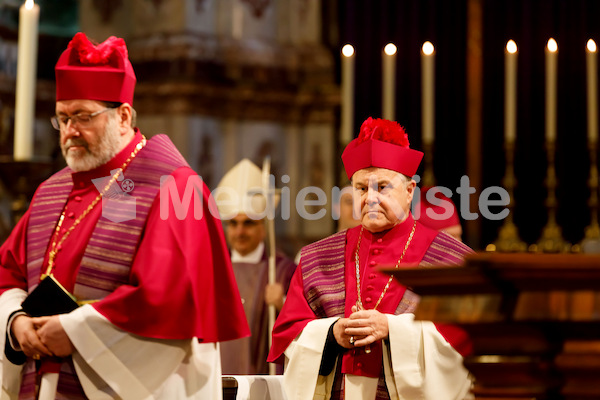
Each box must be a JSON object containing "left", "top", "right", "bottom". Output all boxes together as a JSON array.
[
  {"left": 418, "top": 186, "right": 461, "bottom": 231},
  {"left": 55, "top": 32, "right": 136, "bottom": 104},
  {"left": 342, "top": 117, "right": 424, "bottom": 179}
]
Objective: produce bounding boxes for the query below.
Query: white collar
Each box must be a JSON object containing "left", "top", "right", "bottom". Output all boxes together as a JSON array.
[{"left": 231, "top": 241, "right": 265, "bottom": 264}]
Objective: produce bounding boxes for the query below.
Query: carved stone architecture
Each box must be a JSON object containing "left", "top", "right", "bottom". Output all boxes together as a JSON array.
[{"left": 0, "top": 0, "right": 339, "bottom": 252}]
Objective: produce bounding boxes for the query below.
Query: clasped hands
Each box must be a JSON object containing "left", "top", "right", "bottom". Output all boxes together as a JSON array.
[
  {"left": 11, "top": 315, "right": 74, "bottom": 360},
  {"left": 333, "top": 305, "right": 389, "bottom": 349}
]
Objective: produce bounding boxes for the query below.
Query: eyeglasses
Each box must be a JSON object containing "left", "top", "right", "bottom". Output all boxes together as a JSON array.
[{"left": 50, "top": 107, "right": 117, "bottom": 131}]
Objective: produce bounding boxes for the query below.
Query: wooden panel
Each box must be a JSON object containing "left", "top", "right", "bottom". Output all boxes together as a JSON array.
[{"left": 384, "top": 252, "right": 600, "bottom": 399}]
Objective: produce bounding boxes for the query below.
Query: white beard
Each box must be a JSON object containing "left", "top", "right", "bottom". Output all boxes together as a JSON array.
[{"left": 62, "top": 116, "right": 122, "bottom": 172}]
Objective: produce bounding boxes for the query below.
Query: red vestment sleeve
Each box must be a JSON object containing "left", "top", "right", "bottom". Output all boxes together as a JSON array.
[
  {"left": 433, "top": 323, "right": 473, "bottom": 357},
  {"left": 267, "top": 264, "right": 318, "bottom": 363},
  {"left": 93, "top": 167, "right": 250, "bottom": 342},
  {"left": 0, "top": 207, "right": 31, "bottom": 294}
]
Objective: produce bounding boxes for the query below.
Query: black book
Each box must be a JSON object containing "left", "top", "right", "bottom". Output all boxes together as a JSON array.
[{"left": 21, "top": 275, "right": 79, "bottom": 317}]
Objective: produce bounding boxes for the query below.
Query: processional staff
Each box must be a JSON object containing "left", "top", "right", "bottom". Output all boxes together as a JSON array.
[{"left": 262, "top": 157, "right": 278, "bottom": 375}]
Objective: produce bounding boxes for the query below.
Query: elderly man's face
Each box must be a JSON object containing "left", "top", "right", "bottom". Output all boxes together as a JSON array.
[
  {"left": 337, "top": 189, "right": 361, "bottom": 232},
  {"left": 352, "top": 167, "right": 415, "bottom": 233},
  {"left": 56, "top": 99, "right": 123, "bottom": 172},
  {"left": 226, "top": 213, "right": 266, "bottom": 256}
]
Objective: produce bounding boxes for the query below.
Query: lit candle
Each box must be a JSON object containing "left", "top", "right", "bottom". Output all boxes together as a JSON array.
[
  {"left": 382, "top": 43, "right": 397, "bottom": 120},
  {"left": 421, "top": 41, "right": 435, "bottom": 145},
  {"left": 587, "top": 39, "right": 598, "bottom": 144},
  {"left": 341, "top": 44, "right": 355, "bottom": 144},
  {"left": 545, "top": 38, "right": 558, "bottom": 143},
  {"left": 505, "top": 40, "right": 518, "bottom": 144},
  {"left": 14, "top": 0, "right": 39, "bottom": 161}
]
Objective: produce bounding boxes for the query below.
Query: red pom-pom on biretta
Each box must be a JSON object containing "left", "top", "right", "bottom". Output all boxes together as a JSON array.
[
  {"left": 69, "top": 32, "right": 128, "bottom": 66},
  {"left": 357, "top": 117, "right": 410, "bottom": 147}
]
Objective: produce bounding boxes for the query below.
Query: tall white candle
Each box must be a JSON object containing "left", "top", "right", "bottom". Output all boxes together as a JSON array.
[
  {"left": 587, "top": 39, "right": 598, "bottom": 144},
  {"left": 341, "top": 44, "right": 355, "bottom": 144},
  {"left": 14, "top": 0, "right": 39, "bottom": 161},
  {"left": 421, "top": 41, "right": 435, "bottom": 145},
  {"left": 382, "top": 43, "right": 397, "bottom": 121},
  {"left": 545, "top": 38, "right": 558, "bottom": 143},
  {"left": 505, "top": 40, "right": 518, "bottom": 144},
  {"left": 232, "top": 0, "right": 243, "bottom": 39}
]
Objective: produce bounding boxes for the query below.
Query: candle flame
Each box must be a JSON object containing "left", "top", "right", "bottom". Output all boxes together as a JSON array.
[
  {"left": 506, "top": 40, "right": 518, "bottom": 54},
  {"left": 587, "top": 39, "right": 597, "bottom": 53},
  {"left": 384, "top": 43, "right": 397, "bottom": 56},
  {"left": 342, "top": 44, "right": 355, "bottom": 58},
  {"left": 547, "top": 38, "right": 558, "bottom": 53},
  {"left": 25, "top": 0, "right": 35, "bottom": 9},
  {"left": 422, "top": 41, "right": 434, "bottom": 56}
]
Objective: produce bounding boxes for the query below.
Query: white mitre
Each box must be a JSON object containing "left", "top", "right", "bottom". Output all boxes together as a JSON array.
[{"left": 215, "top": 158, "right": 278, "bottom": 220}]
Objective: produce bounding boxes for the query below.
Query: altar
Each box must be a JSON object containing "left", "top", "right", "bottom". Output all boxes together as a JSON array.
[{"left": 386, "top": 253, "right": 600, "bottom": 399}]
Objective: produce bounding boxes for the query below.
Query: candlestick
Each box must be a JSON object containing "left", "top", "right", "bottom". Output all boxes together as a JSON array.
[
  {"left": 580, "top": 138, "right": 600, "bottom": 253},
  {"left": 488, "top": 40, "right": 526, "bottom": 252},
  {"left": 421, "top": 41, "right": 435, "bottom": 145},
  {"left": 535, "top": 140, "right": 570, "bottom": 253},
  {"left": 341, "top": 44, "right": 355, "bottom": 144},
  {"left": 545, "top": 38, "right": 558, "bottom": 144},
  {"left": 14, "top": 0, "right": 39, "bottom": 161},
  {"left": 382, "top": 43, "right": 397, "bottom": 121},
  {"left": 486, "top": 140, "right": 527, "bottom": 253},
  {"left": 421, "top": 141, "right": 435, "bottom": 187},
  {"left": 505, "top": 40, "right": 518, "bottom": 144},
  {"left": 587, "top": 39, "right": 598, "bottom": 144}
]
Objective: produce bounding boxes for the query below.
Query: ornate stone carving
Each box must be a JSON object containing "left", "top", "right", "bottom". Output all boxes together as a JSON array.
[
  {"left": 241, "top": 0, "right": 271, "bottom": 18},
  {"left": 144, "top": 0, "right": 208, "bottom": 13},
  {"left": 91, "top": 0, "right": 123, "bottom": 23},
  {"left": 196, "top": 0, "right": 209, "bottom": 12}
]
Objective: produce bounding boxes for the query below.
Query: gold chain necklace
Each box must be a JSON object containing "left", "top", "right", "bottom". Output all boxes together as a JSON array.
[
  {"left": 43, "top": 136, "right": 147, "bottom": 279},
  {"left": 354, "top": 221, "right": 417, "bottom": 311}
]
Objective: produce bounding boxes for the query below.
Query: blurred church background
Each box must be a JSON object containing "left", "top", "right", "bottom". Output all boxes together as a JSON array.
[{"left": 0, "top": 0, "right": 599, "bottom": 256}]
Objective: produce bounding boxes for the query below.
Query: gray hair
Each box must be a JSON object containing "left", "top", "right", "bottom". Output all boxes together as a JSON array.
[{"left": 103, "top": 101, "right": 136, "bottom": 127}]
